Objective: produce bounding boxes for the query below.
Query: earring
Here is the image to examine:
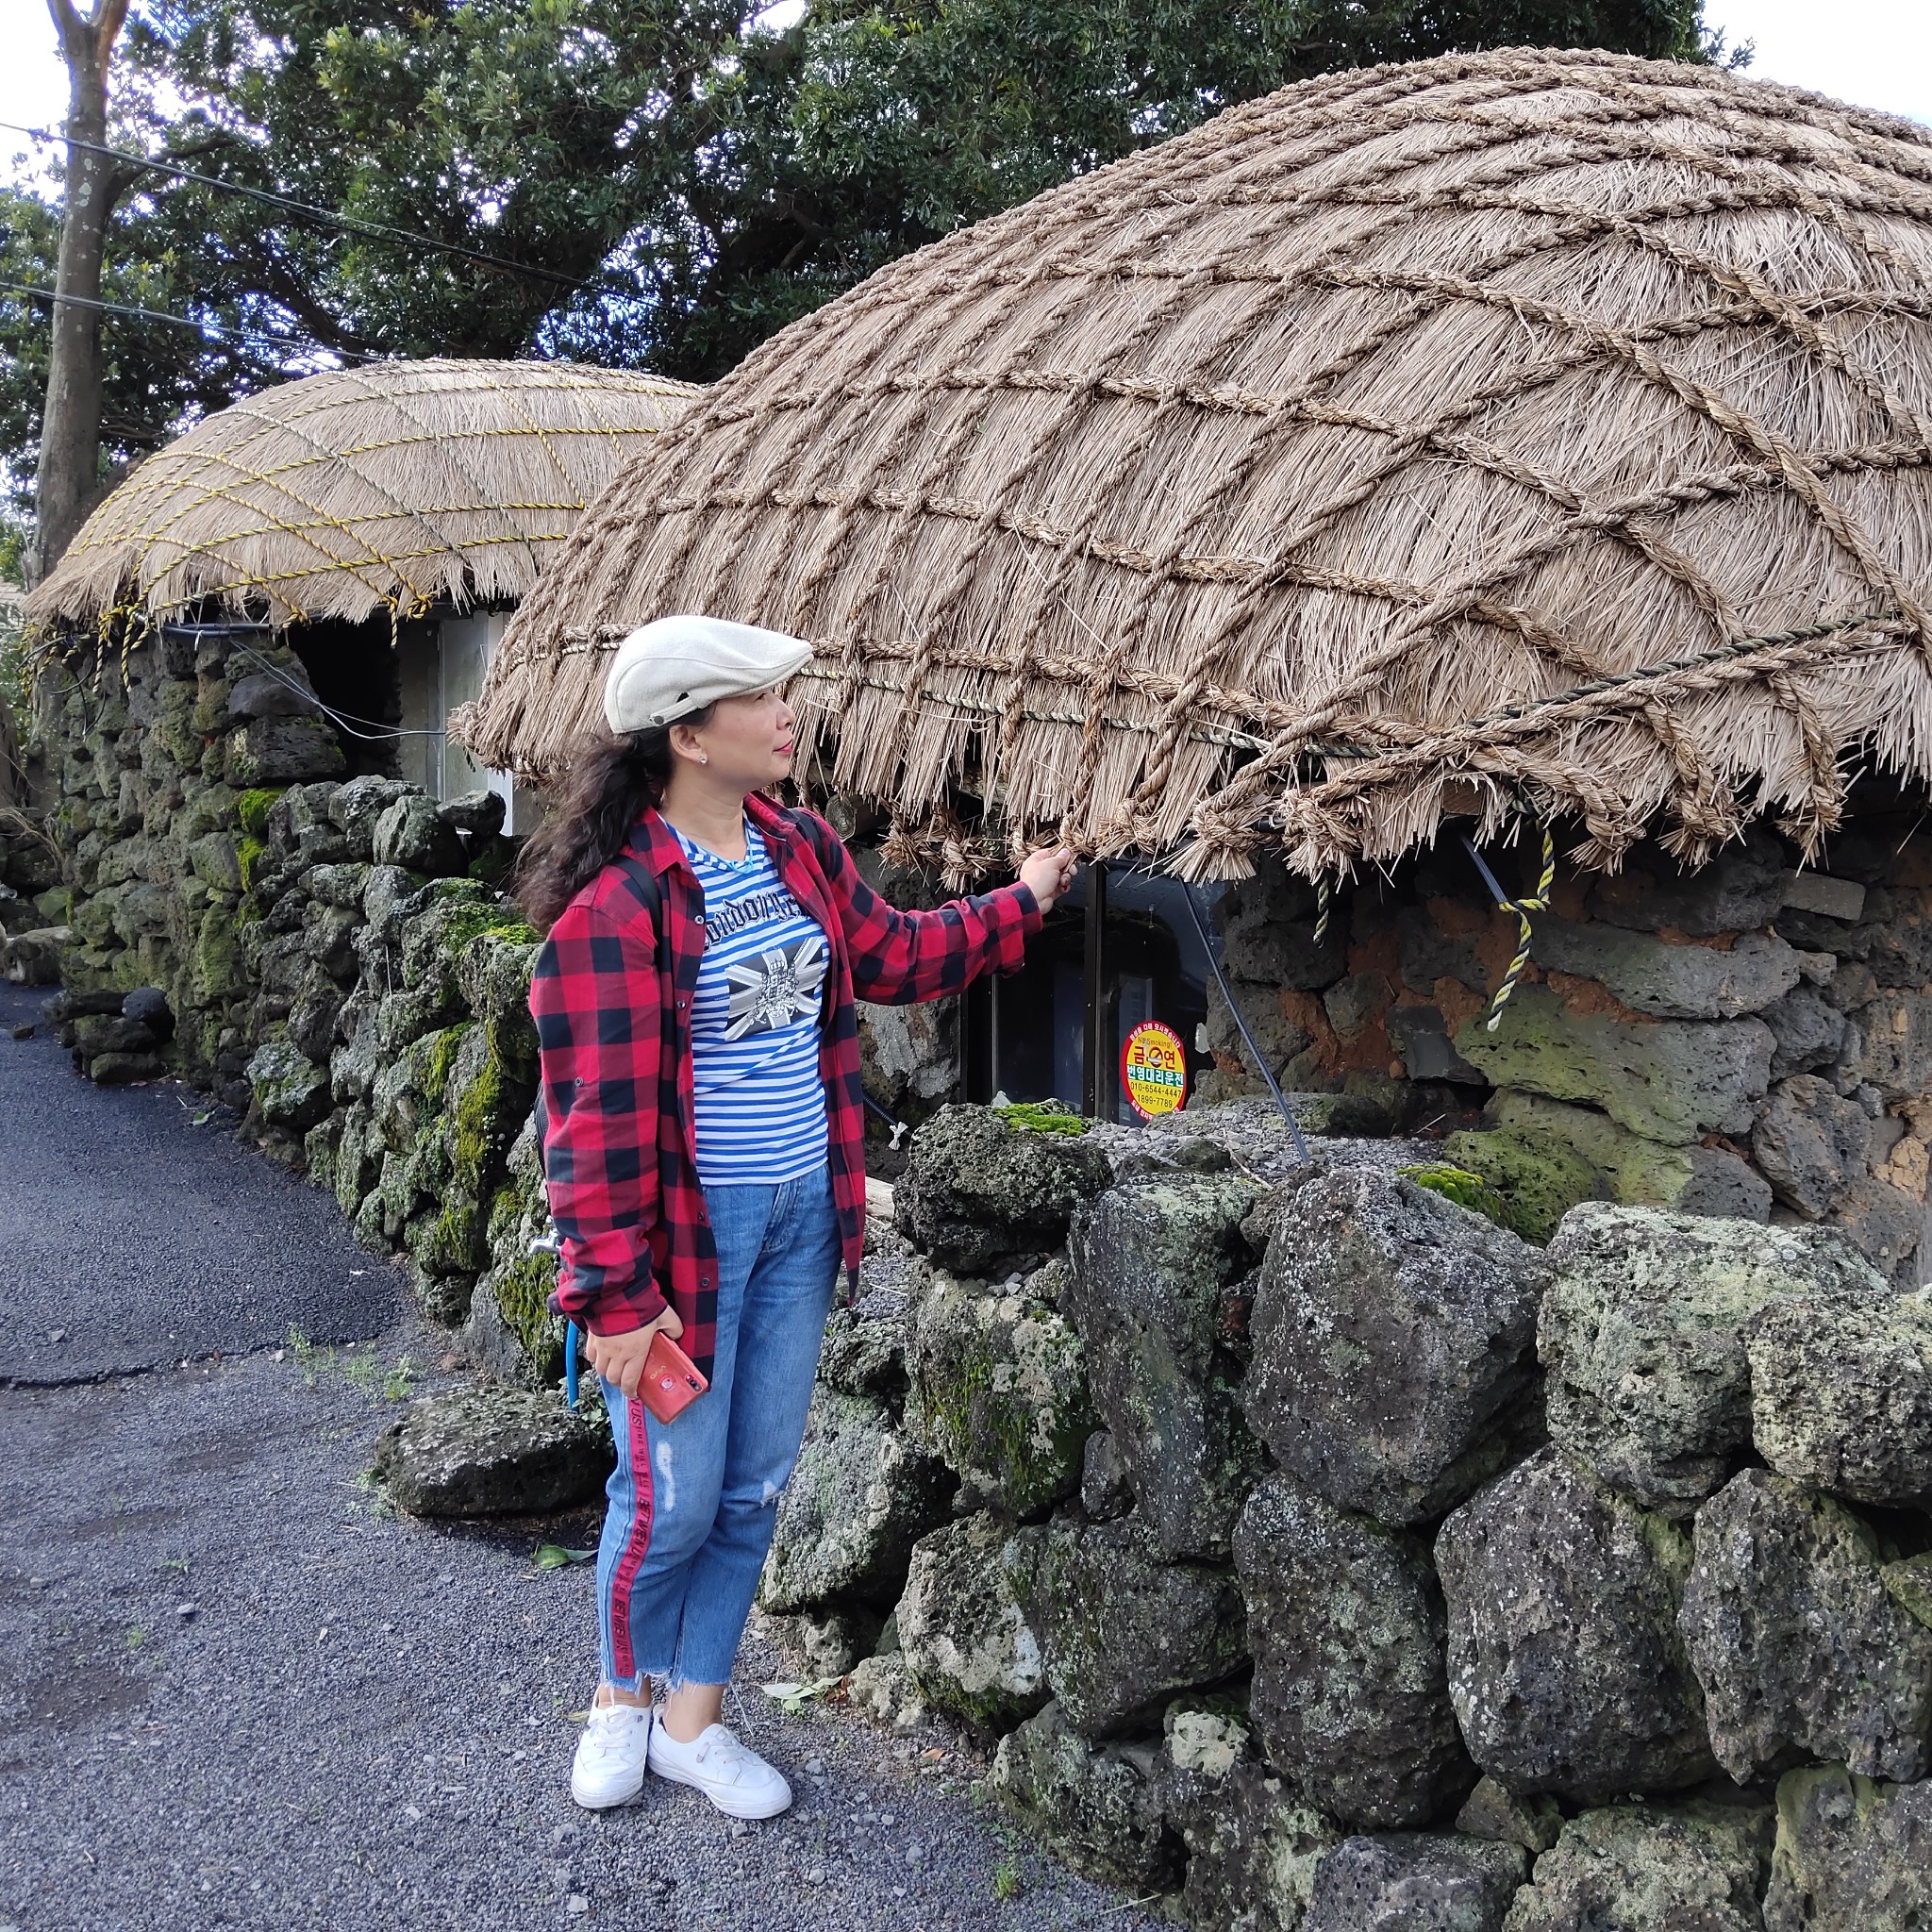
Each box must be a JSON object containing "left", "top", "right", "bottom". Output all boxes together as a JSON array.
[{"left": 699, "top": 755, "right": 708, "bottom": 765}]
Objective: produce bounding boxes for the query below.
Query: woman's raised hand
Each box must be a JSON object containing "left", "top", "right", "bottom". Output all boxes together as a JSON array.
[
  {"left": 1019, "top": 845, "right": 1077, "bottom": 913},
  {"left": 582, "top": 1304, "right": 687, "bottom": 1401}
]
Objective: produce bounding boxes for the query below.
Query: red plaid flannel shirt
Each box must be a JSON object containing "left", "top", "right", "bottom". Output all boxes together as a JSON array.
[{"left": 530, "top": 793, "right": 1041, "bottom": 1374}]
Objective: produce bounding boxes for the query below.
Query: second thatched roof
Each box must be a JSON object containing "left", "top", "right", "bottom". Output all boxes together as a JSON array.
[
  {"left": 27, "top": 358, "right": 700, "bottom": 634},
  {"left": 458, "top": 48, "right": 1932, "bottom": 881}
]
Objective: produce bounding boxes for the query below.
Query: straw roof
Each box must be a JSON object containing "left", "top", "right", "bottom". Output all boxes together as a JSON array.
[
  {"left": 27, "top": 359, "right": 700, "bottom": 634},
  {"left": 457, "top": 49, "right": 1932, "bottom": 882}
]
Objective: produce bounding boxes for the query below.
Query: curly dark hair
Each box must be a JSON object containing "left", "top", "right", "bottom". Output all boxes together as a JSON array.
[{"left": 514, "top": 710, "right": 711, "bottom": 933}]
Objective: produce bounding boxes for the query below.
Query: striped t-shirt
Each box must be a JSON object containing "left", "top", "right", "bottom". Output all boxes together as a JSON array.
[{"left": 674, "top": 820, "right": 830, "bottom": 1185}]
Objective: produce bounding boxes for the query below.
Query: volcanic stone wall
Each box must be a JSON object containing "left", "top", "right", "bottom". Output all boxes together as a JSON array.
[
  {"left": 762, "top": 1100, "right": 1932, "bottom": 1930},
  {"left": 1202, "top": 823, "right": 1932, "bottom": 1287},
  {"left": 14, "top": 629, "right": 561, "bottom": 1361}
]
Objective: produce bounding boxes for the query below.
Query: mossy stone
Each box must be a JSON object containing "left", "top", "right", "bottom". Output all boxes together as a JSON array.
[
  {"left": 904, "top": 1268, "right": 1093, "bottom": 1516},
  {"left": 1442, "top": 1127, "right": 1605, "bottom": 1242}
]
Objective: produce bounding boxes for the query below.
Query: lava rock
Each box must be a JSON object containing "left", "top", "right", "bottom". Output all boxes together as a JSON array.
[
  {"left": 372, "top": 795, "right": 467, "bottom": 876},
  {"left": 438, "top": 789, "right": 505, "bottom": 837},
  {"left": 903, "top": 1267, "right": 1093, "bottom": 1516},
  {"left": 1304, "top": 1833, "right": 1526, "bottom": 1932},
  {"left": 1456, "top": 1777, "right": 1563, "bottom": 1857},
  {"left": 1532, "top": 919, "right": 1803, "bottom": 1020},
  {"left": 894, "top": 1511, "right": 1047, "bottom": 1731},
  {"left": 226, "top": 671, "right": 324, "bottom": 720},
  {"left": 120, "top": 986, "right": 175, "bottom": 1040},
  {"left": 1753, "top": 1075, "right": 1874, "bottom": 1220},
  {"left": 72, "top": 1013, "right": 158, "bottom": 1059},
  {"left": 1080, "top": 1430, "right": 1133, "bottom": 1521},
  {"left": 370, "top": 1386, "right": 611, "bottom": 1516},
  {"left": 1587, "top": 828, "right": 1790, "bottom": 937},
  {"left": 1762, "top": 986, "right": 1851, "bottom": 1081},
  {"left": 326, "top": 774, "right": 416, "bottom": 856},
  {"left": 1236, "top": 1473, "right": 1472, "bottom": 1829},
  {"left": 1, "top": 926, "right": 68, "bottom": 985},
  {"left": 758, "top": 1386, "right": 953, "bottom": 1612},
  {"left": 895, "top": 1106, "right": 1112, "bottom": 1274},
  {"left": 1435, "top": 1447, "right": 1716, "bottom": 1803},
  {"left": 1679, "top": 1470, "right": 1932, "bottom": 1785},
  {"left": 1762, "top": 1764, "right": 1932, "bottom": 1931},
  {"left": 1243, "top": 1167, "right": 1547, "bottom": 1526},
  {"left": 1063, "top": 1171, "right": 1266, "bottom": 1560},
  {"left": 1155, "top": 1707, "right": 1340, "bottom": 1932},
  {"left": 989, "top": 1702, "right": 1174, "bottom": 1892},
  {"left": 816, "top": 1297, "right": 911, "bottom": 1404},
  {"left": 1455, "top": 987, "right": 1774, "bottom": 1146},
  {"left": 1502, "top": 1798, "right": 1774, "bottom": 1932},
  {"left": 88, "top": 1050, "right": 165, "bottom": 1085},
  {"left": 1539, "top": 1205, "right": 1890, "bottom": 1512},
  {"left": 1019, "top": 1511, "right": 1247, "bottom": 1740},
  {"left": 1747, "top": 1290, "right": 1932, "bottom": 1506},
  {"left": 244, "top": 1037, "right": 332, "bottom": 1132}
]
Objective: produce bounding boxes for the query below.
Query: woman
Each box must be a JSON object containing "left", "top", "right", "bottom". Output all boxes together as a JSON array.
[{"left": 518, "top": 612, "right": 1075, "bottom": 1821}]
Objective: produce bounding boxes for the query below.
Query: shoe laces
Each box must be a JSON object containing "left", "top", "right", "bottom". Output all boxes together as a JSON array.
[
  {"left": 694, "top": 1725, "right": 761, "bottom": 1781},
  {"left": 583, "top": 1701, "right": 647, "bottom": 1758}
]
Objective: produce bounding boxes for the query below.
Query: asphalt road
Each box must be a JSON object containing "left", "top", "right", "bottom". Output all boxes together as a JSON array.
[
  {"left": 0, "top": 983, "right": 395, "bottom": 1385},
  {"left": 0, "top": 985, "right": 1166, "bottom": 1932}
]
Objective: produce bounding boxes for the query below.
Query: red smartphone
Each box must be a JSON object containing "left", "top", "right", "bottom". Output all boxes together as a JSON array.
[{"left": 640, "top": 1328, "right": 709, "bottom": 1424}]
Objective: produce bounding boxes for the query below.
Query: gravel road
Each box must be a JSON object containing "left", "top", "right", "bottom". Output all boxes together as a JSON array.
[{"left": 0, "top": 987, "right": 1169, "bottom": 1932}]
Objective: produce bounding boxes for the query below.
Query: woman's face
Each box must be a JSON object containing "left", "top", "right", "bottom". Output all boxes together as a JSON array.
[{"left": 677, "top": 688, "right": 795, "bottom": 790}]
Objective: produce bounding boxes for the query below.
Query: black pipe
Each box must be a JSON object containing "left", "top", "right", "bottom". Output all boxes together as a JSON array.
[{"left": 1181, "top": 886, "right": 1313, "bottom": 1166}]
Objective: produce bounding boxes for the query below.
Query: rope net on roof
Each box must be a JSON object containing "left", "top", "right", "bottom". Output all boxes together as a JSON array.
[
  {"left": 455, "top": 48, "right": 1932, "bottom": 881},
  {"left": 26, "top": 359, "right": 700, "bottom": 635}
]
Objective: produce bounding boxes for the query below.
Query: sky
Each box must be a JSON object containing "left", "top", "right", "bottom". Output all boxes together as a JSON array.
[{"left": 0, "top": 0, "right": 1924, "bottom": 156}]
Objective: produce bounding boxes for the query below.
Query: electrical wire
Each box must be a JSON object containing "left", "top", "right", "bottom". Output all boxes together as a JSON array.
[
  {"left": 201, "top": 636, "right": 448, "bottom": 742},
  {"left": 0, "top": 276, "right": 395, "bottom": 366},
  {"left": 3, "top": 118, "right": 595, "bottom": 291}
]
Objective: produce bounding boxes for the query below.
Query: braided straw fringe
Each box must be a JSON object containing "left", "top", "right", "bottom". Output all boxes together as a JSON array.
[{"left": 453, "top": 50, "right": 1932, "bottom": 882}]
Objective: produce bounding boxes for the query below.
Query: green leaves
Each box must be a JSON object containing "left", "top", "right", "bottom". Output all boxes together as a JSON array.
[
  {"left": 6, "top": 0, "right": 1713, "bottom": 513},
  {"left": 533, "top": 1542, "right": 597, "bottom": 1570}
]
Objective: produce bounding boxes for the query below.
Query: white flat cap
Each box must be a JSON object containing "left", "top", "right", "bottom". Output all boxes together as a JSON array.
[{"left": 603, "top": 613, "right": 815, "bottom": 732}]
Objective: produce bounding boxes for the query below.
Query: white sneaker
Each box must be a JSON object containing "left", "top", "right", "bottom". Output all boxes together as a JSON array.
[
  {"left": 647, "top": 1722, "right": 793, "bottom": 1819},
  {"left": 571, "top": 1700, "right": 652, "bottom": 1809}
]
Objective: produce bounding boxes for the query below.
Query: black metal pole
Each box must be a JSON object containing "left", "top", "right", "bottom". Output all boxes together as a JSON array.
[{"left": 1082, "top": 859, "right": 1108, "bottom": 1119}]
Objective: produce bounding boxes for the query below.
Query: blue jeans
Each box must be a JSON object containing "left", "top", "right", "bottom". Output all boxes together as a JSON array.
[{"left": 596, "top": 1164, "right": 839, "bottom": 1691}]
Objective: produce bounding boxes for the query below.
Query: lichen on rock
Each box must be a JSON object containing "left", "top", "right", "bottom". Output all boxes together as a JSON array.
[
  {"left": 1236, "top": 1472, "right": 1473, "bottom": 1830},
  {"left": 893, "top": 1511, "right": 1049, "bottom": 1732},
  {"left": 903, "top": 1265, "right": 1093, "bottom": 1516},
  {"left": 1063, "top": 1169, "right": 1265, "bottom": 1561},
  {"left": 1539, "top": 1205, "right": 1890, "bottom": 1513},
  {"left": 1018, "top": 1510, "right": 1247, "bottom": 1741},
  {"left": 759, "top": 1386, "right": 953, "bottom": 1614},
  {"left": 1435, "top": 1447, "right": 1716, "bottom": 1804},
  {"left": 989, "top": 1701, "right": 1174, "bottom": 1892},
  {"left": 1679, "top": 1469, "right": 1932, "bottom": 1786},
  {"left": 1501, "top": 1797, "right": 1773, "bottom": 1932},
  {"left": 1243, "top": 1166, "right": 1548, "bottom": 1527},
  {"left": 1762, "top": 1763, "right": 1932, "bottom": 1931}
]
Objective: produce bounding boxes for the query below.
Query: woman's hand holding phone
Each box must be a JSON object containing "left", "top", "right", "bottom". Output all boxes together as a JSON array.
[{"left": 583, "top": 1305, "right": 686, "bottom": 1402}]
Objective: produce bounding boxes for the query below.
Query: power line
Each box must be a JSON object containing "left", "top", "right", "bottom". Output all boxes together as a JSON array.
[
  {"left": 0, "top": 275, "right": 392, "bottom": 365},
  {"left": 2, "top": 118, "right": 596, "bottom": 291}
]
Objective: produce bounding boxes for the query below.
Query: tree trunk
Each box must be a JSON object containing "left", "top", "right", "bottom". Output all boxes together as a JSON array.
[{"left": 27, "top": 0, "right": 131, "bottom": 586}]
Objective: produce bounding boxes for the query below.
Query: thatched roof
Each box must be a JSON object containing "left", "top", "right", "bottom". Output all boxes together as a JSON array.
[
  {"left": 27, "top": 358, "right": 700, "bottom": 634},
  {"left": 457, "top": 49, "right": 1932, "bottom": 882}
]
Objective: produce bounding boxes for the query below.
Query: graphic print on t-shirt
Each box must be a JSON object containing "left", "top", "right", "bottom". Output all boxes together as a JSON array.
[
  {"left": 724, "top": 937, "right": 828, "bottom": 1040},
  {"left": 672, "top": 819, "right": 832, "bottom": 1185}
]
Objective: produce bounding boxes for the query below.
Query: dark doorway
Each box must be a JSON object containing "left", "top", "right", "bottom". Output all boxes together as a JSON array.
[{"left": 965, "top": 865, "right": 1211, "bottom": 1123}]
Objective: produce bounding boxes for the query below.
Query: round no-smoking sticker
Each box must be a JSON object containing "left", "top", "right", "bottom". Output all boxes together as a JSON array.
[{"left": 1121, "top": 1020, "right": 1189, "bottom": 1121}]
